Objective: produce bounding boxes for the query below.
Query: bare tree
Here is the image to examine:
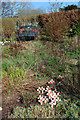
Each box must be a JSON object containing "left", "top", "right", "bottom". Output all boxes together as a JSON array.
[
  {"left": 48, "top": 0, "right": 63, "bottom": 13},
  {"left": 18, "top": 6, "right": 45, "bottom": 17},
  {"left": 1, "top": 1, "right": 31, "bottom": 17},
  {"left": 2, "top": 2, "right": 11, "bottom": 17},
  {"left": 78, "top": 1, "right": 80, "bottom": 8},
  {"left": 17, "top": 2, "right": 32, "bottom": 17}
]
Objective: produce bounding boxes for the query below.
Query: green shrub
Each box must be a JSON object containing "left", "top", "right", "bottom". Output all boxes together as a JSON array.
[
  {"left": 8, "top": 106, "right": 27, "bottom": 118},
  {"left": 2, "top": 18, "right": 15, "bottom": 39},
  {"left": 57, "top": 98, "right": 80, "bottom": 118},
  {"left": 59, "top": 5, "right": 78, "bottom": 11},
  {"left": 69, "top": 22, "right": 80, "bottom": 37},
  {"left": 47, "top": 56, "right": 65, "bottom": 74},
  {"left": 67, "top": 49, "right": 79, "bottom": 59},
  {"left": 8, "top": 98, "right": 80, "bottom": 118},
  {"left": 8, "top": 104, "right": 56, "bottom": 118},
  {"left": 48, "top": 56, "right": 59, "bottom": 65}
]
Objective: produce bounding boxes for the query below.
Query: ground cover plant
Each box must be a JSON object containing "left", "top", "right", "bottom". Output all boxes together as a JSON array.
[{"left": 2, "top": 33, "right": 80, "bottom": 119}]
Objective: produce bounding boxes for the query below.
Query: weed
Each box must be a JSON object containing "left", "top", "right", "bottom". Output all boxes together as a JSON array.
[
  {"left": 67, "top": 49, "right": 79, "bottom": 59},
  {"left": 2, "top": 66, "right": 26, "bottom": 94}
]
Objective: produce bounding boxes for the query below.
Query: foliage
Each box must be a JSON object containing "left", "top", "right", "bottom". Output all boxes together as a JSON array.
[
  {"left": 59, "top": 5, "right": 78, "bottom": 11},
  {"left": 47, "top": 56, "right": 65, "bottom": 73},
  {"left": 66, "top": 49, "right": 79, "bottom": 59},
  {"left": 56, "top": 98, "right": 80, "bottom": 118},
  {"left": 37, "top": 9, "right": 79, "bottom": 41},
  {"left": 2, "top": 43, "right": 22, "bottom": 57},
  {"left": 8, "top": 105, "right": 55, "bottom": 118},
  {"left": 8, "top": 94, "right": 80, "bottom": 118},
  {"left": 8, "top": 106, "right": 27, "bottom": 118},
  {"left": 2, "top": 43, "right": 36, "bottom": 72},
  {"left": 2, "top": 52, "right": 35, "bottom": 72},
  {"left": 2, "top": 66, "right": 26, "bottom": 94},
  {"left": 69, "top": 22, "right": 80, "bottom": 37},
  {"left": 8, "top": 73, "right": 80, "bottom": 118},
  {"left": 2, "top": 18, "right": 15, "bottom": 39},
  {"left": 9, "top": 66, "right": 26, "bottom": 82}
]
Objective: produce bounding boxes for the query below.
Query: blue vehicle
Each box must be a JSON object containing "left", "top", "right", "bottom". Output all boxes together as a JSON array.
[{"left": 18, "top": 25, "right": 38, "bottom": 40}]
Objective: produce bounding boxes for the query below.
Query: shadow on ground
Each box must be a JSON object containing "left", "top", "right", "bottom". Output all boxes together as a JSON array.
[{"left": 17, "top": 36, "right": 35, "bottom": 41}]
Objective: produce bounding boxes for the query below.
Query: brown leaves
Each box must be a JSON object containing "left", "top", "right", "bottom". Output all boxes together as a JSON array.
[{"left": 37, "top": 9, "right": 80, "bottom": 41}]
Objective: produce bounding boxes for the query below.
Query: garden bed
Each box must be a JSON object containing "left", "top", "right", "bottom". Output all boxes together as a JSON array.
[{"left": 2, "top": 36, "right": 80, "bottom": 118}]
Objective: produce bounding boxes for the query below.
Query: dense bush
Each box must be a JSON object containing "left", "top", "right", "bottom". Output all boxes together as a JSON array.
[
  {"left": 2, "top": 9, "right": 80, "bottom": 41},
  {"left": 59, "top": 5, "right": 78, "bottom": 11},
  {"left": 69, "top": 22, "right": 80, "bottom": 37},
  {"left": 37, "top": 9, "right": 80, "bottom": 41},
  {"left": 2, "top": 18, "right": 15, "bottom": 40}
]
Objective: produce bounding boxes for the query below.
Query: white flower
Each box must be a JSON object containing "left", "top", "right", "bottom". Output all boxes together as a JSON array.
[
  {"left": 54, "top": 99, "right": 57, "bottom": 103},
  {"left": 49, "top": 100, "right": 56, "bottom": 108},
  {"left": 54, "top": 95, "right": 58, "bottom": 99},
  {"left": 52, "top": 91, "right": 55, "bottom": 95},
  {"left": 47, "top": 90, "right": 52, "bottom": 96},
  {"left": 70, "top": 28, "right": 72, "bottom": 32},
  {"left": 51, "top": 91, "right": 59, "bottom": 100},
  {"left": 45, "top": 86, "right": 50, "bottom": 92},
  {"left": 2, "top": 43, "right": 4, "bottom": 45},
  {"left": 41, "top": 87, "right": 45, "bottom": 93},
  {"left": 48, "top": 79, "right": 55, "bottom": 84},
  {"left": 38, "top": 95, "right": 42, "bottom": 99},
  {"left": 49, "top": 96, "right": 53, "bottom": 100},
  {"left": 38, "top": 96, "right": 44, "bottom": 105},
  {"left": 57, "top": 92, "right": 60, "bottom": 97},
  {"left": 52, "top": 91, "right": 56, "bottom": 96},
  {"left": 48, "top": 90, "right": 52, "bottom": 93},
  {"left": 43, "top": 96, "right": 48, "bottom": 104},
  {"left": 56, "top": 98, "right": 61, "bottom": 102},
  {"left": 0, "top": 107, "right": 2, "bottom": 111},
  {"left": 37, "top": 87, "right": 41, "bottom": 93}
]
